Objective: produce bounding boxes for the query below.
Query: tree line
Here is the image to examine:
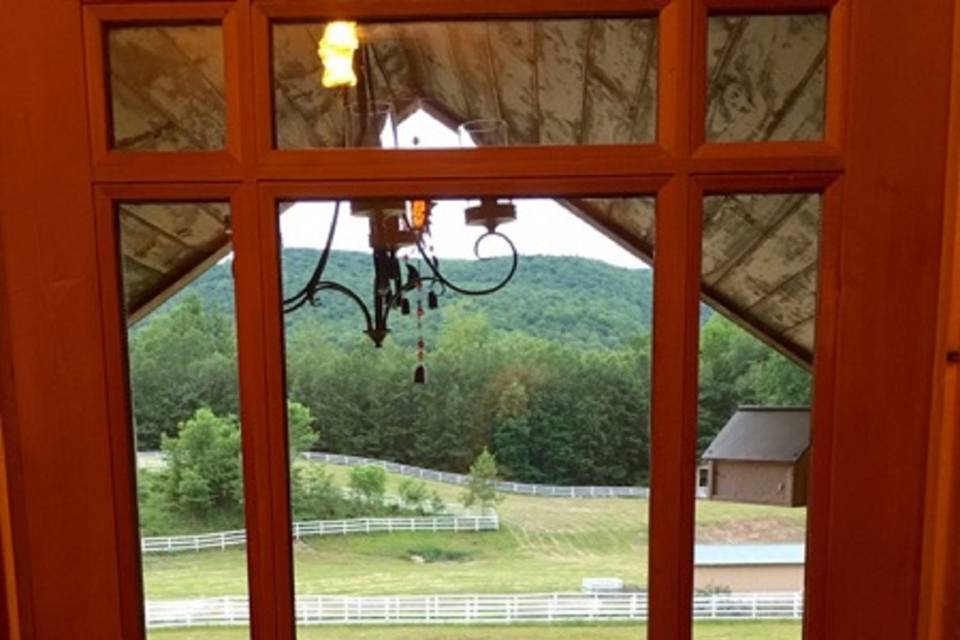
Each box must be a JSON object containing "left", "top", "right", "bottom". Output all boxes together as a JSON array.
[{"left": 128, "top": 251, "right": 810, "bottom": 489}]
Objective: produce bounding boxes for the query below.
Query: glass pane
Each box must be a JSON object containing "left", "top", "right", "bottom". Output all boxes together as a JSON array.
[
  {"left": 118, "top": 202, "right": 249, "bottom": 638},
  {"left": 272, "top": 19, "right": 658, "bottom": 149},
  {"left": 279, "top": 196, "right": 654, "bottom": 637},
  {"left": 694, "top": 193, "right": 821, "bottom": 639},
  {"left": 108, "top": 25, "right": 227, "bottom": 151},
  {"left": 706, "top": 15, "right": 828, "bottom": 142}
]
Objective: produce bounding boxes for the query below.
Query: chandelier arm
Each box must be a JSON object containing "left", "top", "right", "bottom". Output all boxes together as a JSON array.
[
  {"left": 282, "top": 201, "right": 342, "bottom": 312},
  {"left": 310, "top": 281, "right": 376, "bottom": 333},
  {"left": 413, "top": 231, "right": 519, "bottom": 297}
]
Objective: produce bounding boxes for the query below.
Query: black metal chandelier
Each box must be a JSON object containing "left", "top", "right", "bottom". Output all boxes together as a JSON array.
[
  {"left": 284, "top": 23, "right": 519, "bottom": 381},
  {"left": 282, "top": 198, "right": 519, "bottom": 380}
]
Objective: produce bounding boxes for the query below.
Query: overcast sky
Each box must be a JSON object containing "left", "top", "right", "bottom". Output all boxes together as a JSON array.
[{"left": 279, "top": 110, "right": 648, "bottom": 271}]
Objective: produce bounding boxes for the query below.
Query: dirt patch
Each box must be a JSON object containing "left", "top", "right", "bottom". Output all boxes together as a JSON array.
[{"left": 696, "top": 517, "right": 805, "bottom": 543}]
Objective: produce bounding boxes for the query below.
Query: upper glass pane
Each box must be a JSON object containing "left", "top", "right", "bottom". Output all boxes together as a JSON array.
[
  {"left": 706, "top": 14, "right": 828, "bottom": 142},
  {"left": 108, "top": 24, "right": 227, "bottom": 151},
  {"left": 272, "top": 19, "right": 658, "bottom": 149}
]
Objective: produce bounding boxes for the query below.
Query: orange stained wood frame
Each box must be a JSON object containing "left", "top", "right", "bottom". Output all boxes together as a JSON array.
[
  {"left": 0, "top": 2, "right": 958, "bottom": 640},
  {"left": 919, "top": 2, "right": 960, "bottom": 638}
]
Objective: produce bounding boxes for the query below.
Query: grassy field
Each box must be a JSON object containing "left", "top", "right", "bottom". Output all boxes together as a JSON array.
[
  {"left": 142, "top": 463, "right": 806, "bottom": 599},
  {"left": 149, "top": 622, "right": 802, "bottom": 639}
]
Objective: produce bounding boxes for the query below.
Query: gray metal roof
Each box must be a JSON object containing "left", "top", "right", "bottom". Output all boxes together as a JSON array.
[
  {"left": 702, "top": 407, "right": 810, "bottom": 463},
  {"left": 695, "top": 543, "right": 805, "bottom": 567}
]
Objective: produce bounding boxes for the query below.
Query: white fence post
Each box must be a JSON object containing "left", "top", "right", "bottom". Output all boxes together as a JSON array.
[{"left": 146, "top": 591, "right": 802, "bottom": 629}]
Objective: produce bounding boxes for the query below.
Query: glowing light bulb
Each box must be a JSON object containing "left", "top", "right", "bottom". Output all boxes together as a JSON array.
[{"left": 318, "top": 21, "right": 359, "bottom": 88}]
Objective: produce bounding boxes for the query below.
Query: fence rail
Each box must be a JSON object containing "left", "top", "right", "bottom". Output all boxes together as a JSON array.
[
  {"left": 138, "top": 450, "right": 649, "bottom": 498},
  {"left": 303, "top": 452, "right": 650, "bottom": 499},
  {"left": 145, "top": 591, "right": 803, "bottom": 628},
  {"left": 141, "top": 515, "right": 499, "bottom": 554}
]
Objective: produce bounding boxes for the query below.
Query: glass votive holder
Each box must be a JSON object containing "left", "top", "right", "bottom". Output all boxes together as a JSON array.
[
  {"left": 347, "top": 99, "right": 398, "bottom": 148},
  {"left": 458, "top": 119, "right": 509, "bottom": 147}
]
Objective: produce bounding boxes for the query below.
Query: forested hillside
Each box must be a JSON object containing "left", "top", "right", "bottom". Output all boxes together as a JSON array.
[
  {"left": 129, "top": 250, "right": 810, "bottom": 486},
  {"left": 160, "top": 250, "right": 657, "bottom": 348}
]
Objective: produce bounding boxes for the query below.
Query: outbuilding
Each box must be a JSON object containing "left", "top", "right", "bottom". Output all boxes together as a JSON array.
[
  {"left": 694, "top": 544, "right": 805, "bottom": 593},
  {"left": 700, "top": 407, "right": 810, "bottom": 508}
]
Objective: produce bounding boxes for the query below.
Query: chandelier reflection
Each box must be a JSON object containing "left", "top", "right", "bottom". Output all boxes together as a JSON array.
[{"left": 282, "top": 198, "right": 519, "bottom": 381}]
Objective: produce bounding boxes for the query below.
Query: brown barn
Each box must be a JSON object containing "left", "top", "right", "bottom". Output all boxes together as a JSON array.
[
  {"left": 700, "top": 407, "right": 810, "bottom": 508},
  {"left": 694, "top": 544, "right": 806, "bottom": 593}
]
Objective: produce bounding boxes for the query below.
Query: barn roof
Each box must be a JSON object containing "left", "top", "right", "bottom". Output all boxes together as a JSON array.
[
  {"left": 695, "top": 543, "right": 805, "bottom": 567},
  {"left": 110, "top": 16, "right": 826, "bottom": 365},
  {"left": 702, "top": 407, "right": 811, "bottom": 463}
]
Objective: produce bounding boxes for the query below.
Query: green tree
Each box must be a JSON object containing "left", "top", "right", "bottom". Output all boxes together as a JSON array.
[
  {"left": 287, "top": 400, "right": 318, "bottom": 458},
  {"left": 697, "top": 313, "right": 811, "bottom": 455},
  {"left": 129, "top": 295, "right": 237, "bottom": 449},
  {"left": 348, "top": 465, "right": 388, "bottom": 508},
  {"left": 397, "top": 478, "right": 431, "bottom": 514},
  {"left": 698, "top": 314, "right": 770, "bottom": 452},
  {"left": 462, "top": 449, "right": 504, "bottom": 513},
  {"left": 290, "top": 462, "right": 345, "bottom": 520},
  {"left": 739, "top": 355, "right": 811, "bottom": 406},
  {"left": 161, "top": 407, "right": 242, "bottom": 517}
]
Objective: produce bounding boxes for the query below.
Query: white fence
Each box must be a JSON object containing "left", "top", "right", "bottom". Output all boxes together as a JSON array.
[
  {"left": 137, "top": 450, "right": 649, "bottom": 498},
  {"left": 145, "top": 591, "right": 803, "bottom": 628},
  {"left": 303, "top": 452, "right": 650, "bottom": 499},
  {"left": 141, "top": 514, "right": 499, "bottom": 554}
]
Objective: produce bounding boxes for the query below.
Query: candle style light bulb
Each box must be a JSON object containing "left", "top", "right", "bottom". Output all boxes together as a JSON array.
[{"left": 318, "top": 21, "right": 359, "bottom": 88}]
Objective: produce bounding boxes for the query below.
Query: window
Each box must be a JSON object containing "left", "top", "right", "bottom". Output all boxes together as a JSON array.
[
  {"left": 81, "top": 2, "right": 848, "bottom": 639},
  {"left": 108, "top": 25, "right": 227, "bottom": 151},
  {"left": 272, "top": 18, "right": 658, "bottom": 149},
  {"left": 277, "top": 195, "right": 655, "bottom": 636},
  {"left": 117, "top": 201, "right": 251, "bottom": 637},
  {"left": 694, "top": 192, "right": 821, "bottom": 637}
]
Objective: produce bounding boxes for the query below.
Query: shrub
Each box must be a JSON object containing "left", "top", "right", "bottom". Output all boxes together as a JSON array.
[
  {"left": 398, "top": 478, "right": 431, "bottom": 514},
  {"left": 462, "top": 448, "right": 504, "bottom": 513},
  {"left": 161, "top": 407, "right": 242, "bottom": 517},
  {"left": 348, "top": 464, "right": 388, "bottom": 508},
  {"left": 291, "top": 462, "right": 347, "bottom": 520}
]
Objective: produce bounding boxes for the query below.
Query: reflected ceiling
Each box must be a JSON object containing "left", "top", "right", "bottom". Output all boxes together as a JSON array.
[{"left": 111, "top": 15, "right": 827, "bottom": 365}]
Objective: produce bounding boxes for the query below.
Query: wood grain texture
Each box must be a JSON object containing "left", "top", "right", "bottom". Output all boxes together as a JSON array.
[
  {"left": 802, "top": 1, "right": 955, "bottom": 638},
  {"left": 918, "top": 2, "right": 960, "bottom": 637},
  {"left": 0, "top": 0, "right": 128, "bottom": 637}
]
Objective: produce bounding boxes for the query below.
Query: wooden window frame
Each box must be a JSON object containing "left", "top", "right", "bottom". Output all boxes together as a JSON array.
[
  {"left": 88, "top": 1, "right": 848, "bottom": 640},
  {"left": 83, "top": 3, "right": 248, "bottom": 179},
  {"left": 3, "top": 0, "right": 958, "bottom": 639}
]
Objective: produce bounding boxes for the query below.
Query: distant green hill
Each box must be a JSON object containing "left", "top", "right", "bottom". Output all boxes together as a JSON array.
[{"left": 158, "top": 250, "right": 662, "bottom": 348}]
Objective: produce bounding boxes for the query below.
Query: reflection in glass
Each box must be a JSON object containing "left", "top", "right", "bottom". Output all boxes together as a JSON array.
[
  {"left": 706, "top": 15, "right": 828, "bottom": 142},
  {"left": 459, "top": 119, "right": 509, "bottom": 147},
  {"left": 118, "top": 202, "right": 249, "bottom": 637},
  {"left": 347, "top": 100, "right": 398, "bottom": 148},
  {"left": 272, "top": 19, "right": 659, "bottom": 149},
  {"left": 108, "top": 25, "right": 227, "bottom": 151}
]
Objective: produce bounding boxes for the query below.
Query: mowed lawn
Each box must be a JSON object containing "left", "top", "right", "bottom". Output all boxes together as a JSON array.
[
  {"left": 149, "top": 622, "right": 802, "bottom": 640},
  {"left": 142, "top": 464, "right": 806, "bottom": 599}
]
